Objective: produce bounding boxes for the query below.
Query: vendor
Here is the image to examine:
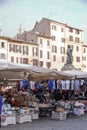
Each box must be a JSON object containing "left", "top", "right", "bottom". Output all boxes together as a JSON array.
[
  {"left": 54, "top": 89, "right": 62, "bottom": 101},
  {"left": 36, "top": 81, "right": 46, "bottom": 103}
]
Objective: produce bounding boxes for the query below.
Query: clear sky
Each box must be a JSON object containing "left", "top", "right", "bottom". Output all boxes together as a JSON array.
[{"left": 0, "top": 0, "right": 87, "bottom": 43}]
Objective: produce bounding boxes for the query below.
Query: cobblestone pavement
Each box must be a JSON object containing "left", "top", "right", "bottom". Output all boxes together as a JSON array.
[{"left": 1, "top": 114, "right": 87, "bottom": 130}]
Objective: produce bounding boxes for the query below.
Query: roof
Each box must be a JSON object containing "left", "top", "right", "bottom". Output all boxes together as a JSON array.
[
  {"left": 42, "top": 18, "right": 83, "bottom": 31},
  {"left": 0, "top": 36, "right": 38, "bottom": 45},
  {"left": 36, "top": 33, "right": 52, "bottom": 39},
  {"left": 0, "top": 36, "right": 26, "bottom": 42},
  {"left": 42, "top": 18, "right": 66, "bottom": 26}
]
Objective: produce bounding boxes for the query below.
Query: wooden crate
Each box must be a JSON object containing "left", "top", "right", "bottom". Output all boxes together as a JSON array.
[
  {"left": 1, "top": 115, "right": 16, "bottom": 126},
  {"left": 52, "top": 111, "right": 67, "bottom": 120},
  {"left": 16, "top": 113, "right": 32, "bottom": 123}
]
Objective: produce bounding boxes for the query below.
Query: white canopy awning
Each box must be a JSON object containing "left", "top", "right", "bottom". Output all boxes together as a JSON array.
[
  {"left": 63, "top": 69, "right": 87, "bottom": 79},
  {"left": 0, "top": 61, "right": 74, "bottom": 80}
]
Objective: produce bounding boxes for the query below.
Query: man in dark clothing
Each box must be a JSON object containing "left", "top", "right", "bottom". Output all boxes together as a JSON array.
[
  {"left": 36, "top": 82, "right": 46, "bottom": 103},
  {"left": 54, "top": 89, "right": 62, "bottom": 101},
  {"left": 36, "top": 88, "right": 46, "bottom": 103},
  {"left": 84, "top": 89, "right": 87, "bottom": 97}
]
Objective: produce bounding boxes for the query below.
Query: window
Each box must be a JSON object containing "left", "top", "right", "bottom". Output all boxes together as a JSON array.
[
  {"left": 40, "top": 50, "right": 43, "bottom": 58},
  {"left": 11, "top": 56, "right": 14, "bottom": 62},
  {"left": 1, "top": 42, "right": 5, "bottom": 48},
  {"left": 55, "top": 46, "right": 57, "bottom": 53},
  {"left": 60, "top": 47, "right": 65, "bottom": 54},
  {"left": 32, "top": 47, "right": 38, "bottom": 56},
  {"left": 52, "top": 25, "right": 57, "bottom": 30},
  {"left": 33, "top": 59, "right": 38, "bottom": 66},
  {"left": 40, "top": 39, "right": 43, "bottom": 45},
  {"left": 23, "top": 46, "right": 28, "bottom": 55},
  {"left": 76, "top": 57, "right": 80, "bottom": 62},
  {"left": 52, "top": 46, "right": 57, "bottom": 53},
  {"left": 83, "top": 48, "right": 86, "bottom": 53},
  {"left": 52, "top": 36, "right": 56, "bottom": 41},
  {"left": 69, "top": 28, "right": 73, "bottom": 32},
  {"left": 61, "top": 28, "right": 64, "bottom": 32},
  {"left": 47, "top": 40, "right": 50, "bottom": 47},
  {"left": 69, "top": 36, "right": 73, "bottom": 41},
  {"left": 46, "top": 62, "right": 51, "bottom": 68},
  {"left": 9, "top": 44, "right": 15, "bottom": 52},
  {"left": 16, "top": 45, "right": 21, "bottom": 53},
  {"left": 76, "top": 46, "right": 79, "bottom": 51},
  {"left": 39, "top": 61, "right": 43, "bottom": 67},
  {"left": 47, "top": 51, "right": 50, "bottom": 59},
  {"left": 0, "top": 53, "right": 6, "bottom": 59},
  {"left": 53, "top": 55, "right": 56, "bottom": 62},
  {"left": 76, "top": 29, "right": 80, "bottom": 34},
  {"left": 75, "top": 37, "right": 80, "bottom": 43},
  {"left": 16, "top": 57, "right": 22, "bottom": 63},
  {"left": 61, "top": 38, "right": 65, "bottom": 43},
  {"left": 82, "top": 57, "right": 86, "bottom": 61},
  {"left": 61, "top": 56, "right": 64, "bottom": 62},
  {"left": 23, "top": 58, "right": 28, "bottom": 64}
]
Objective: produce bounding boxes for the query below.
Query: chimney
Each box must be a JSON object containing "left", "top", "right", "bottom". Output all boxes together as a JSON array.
[{"left": 19, "top": 24, "right": 24, "bottom": 34}]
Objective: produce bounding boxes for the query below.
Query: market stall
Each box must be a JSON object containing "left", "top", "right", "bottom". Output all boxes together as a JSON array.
[{"left": 1, "top": 62, "right": 87, "bottom": 126}]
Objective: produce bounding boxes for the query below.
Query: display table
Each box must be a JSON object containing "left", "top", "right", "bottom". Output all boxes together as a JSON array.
[
  {"left": 39, "top": 105, "right": 54, "bottom": 117},
  {"left": 16, "top": 113, "right": 32, "bottom": 123},
  {"left": 1, "top": 114, "right": 16, "bottom": 126}
]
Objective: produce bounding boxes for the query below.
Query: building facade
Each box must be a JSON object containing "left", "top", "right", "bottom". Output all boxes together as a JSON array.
[
  {"left": 37, "top": 34, "right": 52, "bottom": 68},
  {"left": 0, "top": 36, "right": 8, "bottom": 62},
  {"left": 64, "top": 25, "right": 83, "bottom": 70},
  {"left": 82, "top": 45, "right": 87, "bottom": 71},
  {"left": 16, "top": 18, "right": 84, "bottom": 71},
  {"left": 8, "top": 38, "right": 38, "bottom": 65},
  {"left": 0, "top": 36, "right": 38, "bottom": 66}
]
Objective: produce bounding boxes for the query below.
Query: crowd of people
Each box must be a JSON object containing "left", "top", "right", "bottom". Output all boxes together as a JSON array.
[
  {"left": 0, "top": 78, "right": 87, "bottom": 105},
  {"left": 28, "top": 79, "right": 87, "bottom": 103}
]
